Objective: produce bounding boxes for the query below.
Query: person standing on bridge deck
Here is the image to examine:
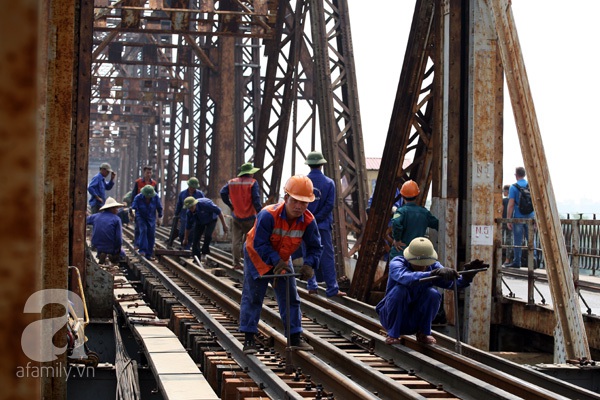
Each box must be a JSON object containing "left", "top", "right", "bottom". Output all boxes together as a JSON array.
[
  {"left": 376, "top": 237, "right": 486, "bottom": 345},
  {"left": 293, "top": 151, "right": 346, "bottom": 297},
  {"left": 182, "top": 196, "right": 228, "bottom": 263},
  {"left": 131, "top": 166, "right": 158, "bottom": 248},
  {"left": 220, "top": 162, "right": 262, "bottom": 270},
  {"left": 389, "top": 180, "right": 439, "bottom": 260},
  {"left": 86, "top": 197, "right": 126, "bottom": 264},
  {"left": 88, "top": 162, "right": 116, "bottom": 214},
  {"left": 174, "top": 177, "right": 204, "bottom": 249},
  {"left": 239, "top": 175, "right": 322, "bottom": 354},
  {"left": 504, "top": 166, "right": 535, "bottom": 268},
  {"left": 131, "top": 185, "right": 163, "bottom": 261}
]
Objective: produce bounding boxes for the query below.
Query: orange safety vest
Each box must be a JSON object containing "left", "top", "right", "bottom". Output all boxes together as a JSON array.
[
  {"left": 228, "top": 177, "right": 257, "bottom": 219},
  {"left": 246, "top": 203, "right": 314, "bottom": 276},
  {"left": 136, "top": 178, "right": 157, "bottom": 191}
]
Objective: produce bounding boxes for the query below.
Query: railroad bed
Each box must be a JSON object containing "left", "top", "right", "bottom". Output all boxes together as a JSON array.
[{"left": 114, "top": 225, "right": 599, "bottom": 400}]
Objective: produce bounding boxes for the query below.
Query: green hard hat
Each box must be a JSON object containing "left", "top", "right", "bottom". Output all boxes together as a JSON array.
[
  {"left": 188, "top": 177, "right": 200, "bottom": 188},
  {"left": 141, "top": 185, "right": 156, "bottom": 198},
  {"left": 305, "top": 151, "right": 327, "bottom": 166},
  {"left": 183, "top": 196, "right": 199, "bottom": 209}
]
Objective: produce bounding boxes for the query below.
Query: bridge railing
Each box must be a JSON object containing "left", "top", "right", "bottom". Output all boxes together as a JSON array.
[{"left": 497, "top": 217, "right": 600, "bottom": 276}]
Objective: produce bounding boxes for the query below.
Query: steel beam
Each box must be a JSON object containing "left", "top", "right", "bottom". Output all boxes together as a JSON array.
[
  {"left": 0, "top": 0, "right": 42, "bottom": 397},
  {"left": 349, "top": 0, "right": 437, "bottom": 301},
  {"left": 484, "top": 0, "right": 591, "bottom": 363},
  {"left": 464, "top": 0, "right": 503, "bottom": 350},
  {"left": 40, "top": 0, "right": 77, "bottom": 396},
  {"left": 308, "top": 0, "right": 369, "bottom": 274}
]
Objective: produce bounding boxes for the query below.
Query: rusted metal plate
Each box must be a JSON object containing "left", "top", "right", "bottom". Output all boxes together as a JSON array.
[{"left": 0, "top": 0, "right": 42, "bottom": 397}]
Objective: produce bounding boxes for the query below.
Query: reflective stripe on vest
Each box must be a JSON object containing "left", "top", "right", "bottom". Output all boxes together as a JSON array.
[
  {"left": 229, "top": 177, "right": 257, "bottom": 219},
  {"left": 246, "top": 203, "right": 314, "bottom": 276}
]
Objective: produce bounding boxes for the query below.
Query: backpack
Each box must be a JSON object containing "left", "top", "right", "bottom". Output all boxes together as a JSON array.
[{"left": 513, "top": 183, "right": 534, "bottom": 214}]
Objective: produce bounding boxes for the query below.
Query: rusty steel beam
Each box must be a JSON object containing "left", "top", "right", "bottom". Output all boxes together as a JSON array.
[
  {"left": 40, "top": 0, "right": 78, "bottom": 397},
  {"left": 484, "top": 0, "right": 590, "bottom": 363},
  {"left": 349, "top": 0, "right": 436, "bottom": 301},
  {"left": 255, "top": 0, "right": 309, "bottom": 203},
  {"left": 211, "top": 36, "right": 236, "bottom": 197},
  {"left": 71, "top": 0, "right": 95, "bottom": 287},
  {"left": 0, "top": 0, "right": 42, "bottom": 397},
  {"left": 463, "top": 0, "right": 503, "bottom": 350},
  {"left": 308, "top": 0, "right": 369, "bottom": 275},
  {"left": 164, "top": 37, "right": 190, "bottom": 220}
]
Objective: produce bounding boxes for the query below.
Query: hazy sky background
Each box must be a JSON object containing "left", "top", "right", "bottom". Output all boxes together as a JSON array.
[{"left": 347, "top": 0, "right": 600, "bottom": 214}]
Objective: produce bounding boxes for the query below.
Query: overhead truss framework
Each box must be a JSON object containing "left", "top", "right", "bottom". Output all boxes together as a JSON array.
[{"left": 87, "top": 0, "right": 369, "bottom": 261}]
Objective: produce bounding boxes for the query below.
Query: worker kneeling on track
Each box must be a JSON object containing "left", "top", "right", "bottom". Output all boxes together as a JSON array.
[
  {"left": 239, "top": 175, "right": 323, "bottom": 354},
  {"left": 376, "top": 237, "right": 487, "bottom": 345}
]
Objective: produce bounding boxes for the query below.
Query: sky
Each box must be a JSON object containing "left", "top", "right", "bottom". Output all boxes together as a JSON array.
[{"left": 347, "top": 0, "right": 600, "bottom": 215}]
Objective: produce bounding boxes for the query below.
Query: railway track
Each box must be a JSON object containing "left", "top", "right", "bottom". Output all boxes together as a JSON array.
[{"left": 118, "top": 226, "right": 599, "bottom": 399}]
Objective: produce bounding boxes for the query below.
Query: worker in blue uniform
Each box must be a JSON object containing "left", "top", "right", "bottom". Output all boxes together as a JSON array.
[
  {"left": 174, "top": 177, "right": 204, "bottom": 249},
  {"left": 300, "top": 151, "right": 345, "bottom": 297},
  {"left": 131, "top": 185, "right": 163, "bottom": 261},
  {"left": 87, "top": 162, "right": 116, "bottom": 214},
  {"left": 239, "top": 175, "right": 323, "bottom": 354},
  {"left": 86, "top": 197, "right": 125, "bottom": 264},
  {"left": 182, "top": 196, "right": 228, "bottom": 262},
  {"left": 376, "top": 237, "right": 486, "bottom": 345}
]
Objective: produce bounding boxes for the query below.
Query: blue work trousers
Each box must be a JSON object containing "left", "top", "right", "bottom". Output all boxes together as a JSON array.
[
  {"left": 306, "top": 229, "right": 340, "bottom": 297},
  {"left": 376, "top": 284, "right": 441, "bottom": 338},
  {"left": 239, "top": 265, "right": 303, "bottom": 336},
  {"left": 136, "top": 217, "right": 156, "bottom": 257}
]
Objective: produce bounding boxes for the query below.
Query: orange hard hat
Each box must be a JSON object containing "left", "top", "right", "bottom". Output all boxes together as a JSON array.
[
  {"left": 284, "top": 175, "right": 315, "bottom": 202},
  {"left": 400, "top": 180, "right": 420, "bottom": 198}
]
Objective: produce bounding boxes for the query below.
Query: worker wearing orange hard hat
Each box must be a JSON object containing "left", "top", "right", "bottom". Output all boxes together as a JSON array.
[
  {"left": 239, "top": 175, "right": 323, "bottom": 354},
  {"left": 389, "top": 180, "right": 439, "bottom": 259}
]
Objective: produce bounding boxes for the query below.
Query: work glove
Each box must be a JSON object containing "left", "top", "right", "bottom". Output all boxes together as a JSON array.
[
  {"left": 461, "top": 259, "right": 489, "bottom": 280},
  {"left": 157, "top": 217, "right": 163, "bottom": 226},
  {"left": 273, "top": 259, "right": 292, "bottom": 275},
  {"left": 430, "top": 267, "right": 459, "bottom": 282},
  {"left": 272, "top": 260, "right": 291, "bottom": 289},
  {"left": 299, "top": 264, "right": 314, "bottom": 281}
]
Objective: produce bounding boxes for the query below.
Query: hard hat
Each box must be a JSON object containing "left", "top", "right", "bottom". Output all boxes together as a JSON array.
[
  {"left": 305, "top": 151, "right": 327, "bottom": 166},
  {"left": 238, "top": 162, "right": 260, "bottom": 177},
  {"left": 188, "top": 177, "right": 200, "bottom": 188},
  {"left": 400, "top": 180, "right": 420, "bottom": 198},
  {"left": 284, "top": 175, "right": 315, "bottom": 203},
  {"left": 404, "top": 237, "right": 438, "bottom": 266},
  {"left": 141, "top": 185, "right": 156, "bottom": 198},
  {"left": 99, "top": 197, "right": 123, "bottom": 211},
  {"left": 183, "top": 196, "right": 199, "bottom": 209},
  {"left": 100, "top": 162, "right": 112, "bottom": 172}
]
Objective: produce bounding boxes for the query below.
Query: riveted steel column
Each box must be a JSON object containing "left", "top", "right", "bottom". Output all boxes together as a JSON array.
[
  {"left": 72, "top": 0, "right": 95, "bottom": 285},
  {"left": 40, "top": 0, "right": 77, "bottom": 396},
  {"left": 211, "top": 36, "right": 236, "bottom": 197},
  {"left": 484, "top": 0, "right": 590, "bottom": 362},
  {"left": 463, "top": 0, "right": 502, "bottom": 350}
]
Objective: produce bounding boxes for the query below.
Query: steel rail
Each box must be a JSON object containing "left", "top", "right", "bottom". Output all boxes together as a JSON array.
[
  {"left": 164, "top": 251, "right": 524, "bottom": 399},
  {"left": 204, "top": 245, "right": 600, "bottom": 400},
  {"left": 128, "top": 231, "right": 599, "bottom": 399},
  {"left": 122, "top": 230, "right": 305, "bottom": 400}
]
